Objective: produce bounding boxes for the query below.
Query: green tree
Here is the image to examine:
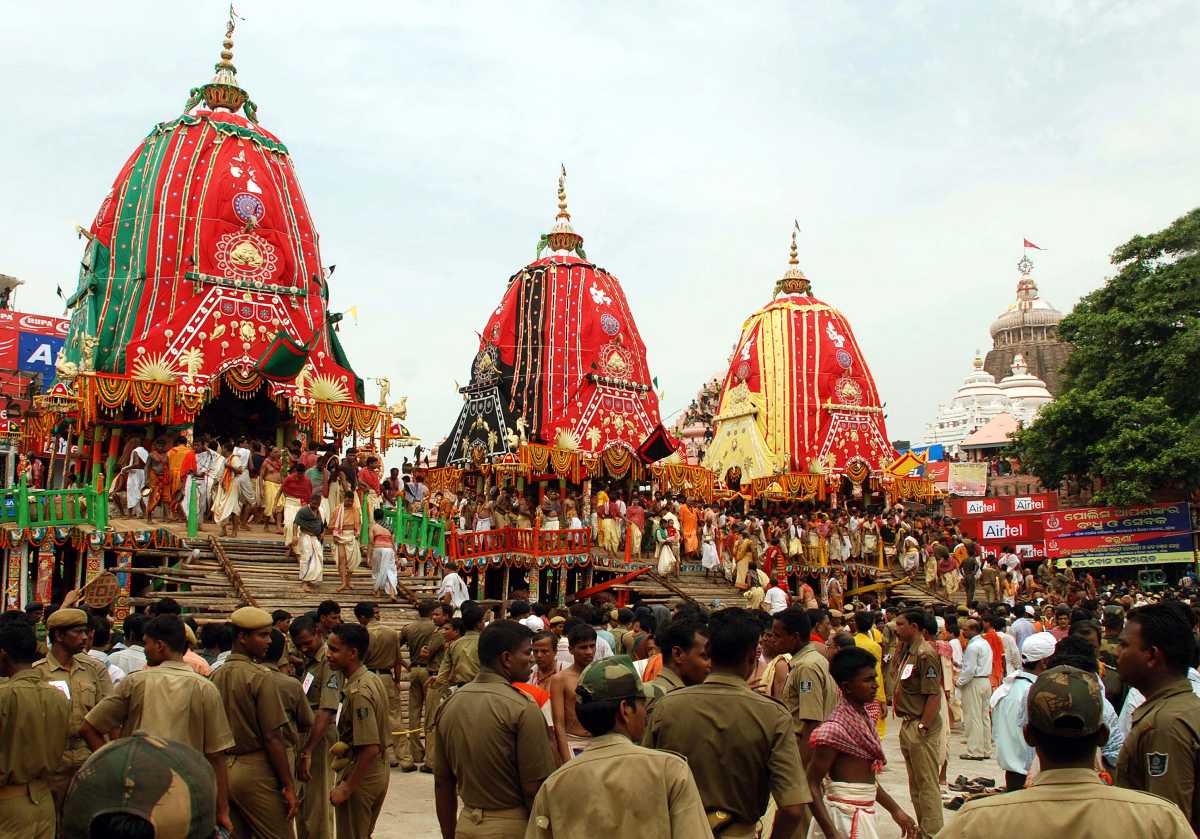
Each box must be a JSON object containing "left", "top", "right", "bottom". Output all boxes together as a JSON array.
[{"left": 1011, "top": 208, "right": 1200, "bottom": 505}]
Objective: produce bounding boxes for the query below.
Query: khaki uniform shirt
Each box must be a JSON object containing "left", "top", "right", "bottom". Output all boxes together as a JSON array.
[
  {"left": 525, "top": 733, "right": 713, "bottom": 838},
  {"left": 892, "top": 637, "right": 942, "bottom": 721},
  {"left": 648, "top": 668, "right": 685, "bottom": 700},
  {"left": 0, "top": 669, "right": 69, "bottom": 785},
  {"left": 299, "top": 644, "right": 342, "bottom": 713},
  {"left": 783, "top": 644, "right": 838, "bottom": 726},
  {"left": 436, "top": 631, "right": 481, "bottom": 687},
  {"left": 32, "top": 651, "right": 113, "bottom": 768},
  {"left": 265, "top": 665, "right": 314, "bottom": 751},
  {"left": 642, "top": 673, "right": 810, "bottom": 823},
  {"left": 938, "top": 767, "right": 1193, "bottom": 838},
  {"left": 426, "top": 631, "right": 448, "bottom": 674},
  {"left": 1116, "top": 678, "right": 1200, "bottom": 827},
  {"left": 210, "top": 652, "right": 288, "bottom": 754},
  {"left": 431, "top": 668, "right": 557, "bottom": 810},
  {"left": 336, "top": 667, "right": 391, "bottom": 756},
  {"left": 400, "top": 619, "right": 438, "bottom": 667},
  {"left": 364, "top": 622, "right": 401, "bottom": 673},
  {"left": 85, "top": 660, "right": 234, "bottom": 755}
]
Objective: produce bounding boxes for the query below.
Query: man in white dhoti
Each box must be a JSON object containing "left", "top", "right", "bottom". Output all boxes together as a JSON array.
[
  {"left": 806, "top": 646, "right": 919, "bottom": 839},
  {"left": 123, "top": 445, "right": 148, "bottom": 516},
  {"left": 293, "top": 493, "right": 326, "bottom": 593},
  {"left": 211, "top": 443, "right": 243, "bottom": 537}
]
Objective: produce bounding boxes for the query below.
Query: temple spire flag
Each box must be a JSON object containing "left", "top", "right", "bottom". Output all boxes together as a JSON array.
[{"left": 1023, "top": 238, "right": 1043, "bottom": 250}]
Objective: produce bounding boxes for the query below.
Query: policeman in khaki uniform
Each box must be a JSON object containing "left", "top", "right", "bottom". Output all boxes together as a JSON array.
[
  {"left": 419, "top": 604, "right": 452, "bottom": 773},
  {"left": 1114, "top": 603, "right": 1200, "bottom": 830},
  {"left": 211, "top": 606, "right": 299, "bottom": 838},
  {"left": 0, "top": 614, "right": 69, "bottom": 839},
  {"left": 526, "top": 655, "right": 713, "bottom": 838},
  {"left": 326, "top": 622, "right": 391, "bottom": 839},
  {"left": 427, "top": 605, "right": 483, "bottom": 772},
  {"left": 261, "top": 629, "right": 314, "bottom": 766},
  {"left": 433, "top": 620, "right": 557, "bottom": 839},
  {"left": 644, "top": 608, "right": 810, "bottom": 839},
  {"left": 891, "top": 609, "right": 943, "bottom": 838},
  {"left": 356, "top": 601, "right": 410, "bottom": 768},
  {"left": 938, "top": 665, "right": 1193, "bottom": 838},
  {"left": 399, "top": 599, "right": 442, "bottom": 770},
  {"left": 32, "top": 607, "right": 113, "bottom": 814},
  {"left": 292, "top": 614, "right": 342, "bottom": 839}
]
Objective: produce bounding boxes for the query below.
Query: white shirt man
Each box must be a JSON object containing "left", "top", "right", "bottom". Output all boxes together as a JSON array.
[
  {"left": 436, "top": 570, "right": 471, "bottom": 608},
  {"left": 519, "top": 614, "right": 546, "bottom": 632},
  {"left": 762, "top": 584, "right": 789, "bottom": 615},
  {"left": 109, "top": 643, "right": 147, "bottom": 676},
  {"left": 957, "top": 628, "right": 995, "bottom": 759}
]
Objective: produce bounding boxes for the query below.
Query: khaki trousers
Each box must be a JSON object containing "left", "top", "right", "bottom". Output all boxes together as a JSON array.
[
  {"left": 456, "top": 805, "right": 529, "bottom": 839},
  {"left": 961, "top": 677, "right": 993, "bottom": 758},
  {"left": 229, "top": 751, "right": 291, "bottom": 839},
  {"left": 45, "top": 764, "right": 79, "bottom": 823},
  {"left": 383, "top": 676, "right": 409, "bottom": 766},
  {"left": 423, "top": 682, "right": 445, "bottom": 772},
  {"left": 899, "top": 717, "right": 944, "bottom": 838},
  {"left": 298, "top": 730, "right": 334, "bottom": 839},
  {"left": 408, "top": 666, "right": 431, "bottom": 764},
  {"left": 334, "top": 759, "right": 389, "bottom": 839},
  {"left": 0, "top": 781, "right": 54, "bottom": 839}
]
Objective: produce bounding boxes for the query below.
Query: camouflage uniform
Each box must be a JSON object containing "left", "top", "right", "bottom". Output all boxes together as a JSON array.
[{"left": 61, "top": 732, "right": 217, "bottom": 839}]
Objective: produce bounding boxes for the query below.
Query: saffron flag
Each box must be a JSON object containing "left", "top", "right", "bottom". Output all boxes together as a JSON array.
[{"left": 1023, "top": 239, "right": 1043, "bottom": 250}]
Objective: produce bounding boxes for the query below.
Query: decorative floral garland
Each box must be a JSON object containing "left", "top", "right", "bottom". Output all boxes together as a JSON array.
[{"left": 650, "top": 463, "right": 715, "bottom": 502}]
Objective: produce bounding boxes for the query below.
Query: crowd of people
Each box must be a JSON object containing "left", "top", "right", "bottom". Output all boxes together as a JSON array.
[{"left": 6, "top": 551, "right": 1199, "bottom": 838}]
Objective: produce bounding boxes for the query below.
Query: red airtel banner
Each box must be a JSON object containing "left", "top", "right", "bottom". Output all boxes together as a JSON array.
[
  {"left": 961, "top": 514, "right": 1046, "bottom": 544},
  {"left": 950, "top": 493, "right": 1058, "bottom": 519}
]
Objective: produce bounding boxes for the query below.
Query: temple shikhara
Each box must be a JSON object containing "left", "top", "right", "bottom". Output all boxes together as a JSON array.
[
  {"left": 42, "top": 16, "right": 408, "bottom": 465},
  {"left": 438, "top": 169, "right": 668, "bottom": 477},
  {"left": 703, "top": 228, "right": 904, "bottom": 501}
]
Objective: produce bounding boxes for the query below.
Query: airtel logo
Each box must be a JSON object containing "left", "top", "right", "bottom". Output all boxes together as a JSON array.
[
  {"left": 967, "top": 499, "right": 1001, "bottom": 515},
  {"left": 982, "top": 519, "right": 1026, "bottom": 540},
  {"left": 1013, "top": 496, "right": 1049, "bottom": 512}
]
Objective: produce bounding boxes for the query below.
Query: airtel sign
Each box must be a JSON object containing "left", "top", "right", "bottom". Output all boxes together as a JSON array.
[
  {"left": 966, "top": 515, "right": 1045, "bottom": 543},
  {"left": 951, "top": 493, "right": 1058, "bottom": 518}
]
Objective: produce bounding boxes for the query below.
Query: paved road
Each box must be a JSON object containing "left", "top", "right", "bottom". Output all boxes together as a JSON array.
[{"left": 372, "top": 718, "right": 1003, "bottom": 838}]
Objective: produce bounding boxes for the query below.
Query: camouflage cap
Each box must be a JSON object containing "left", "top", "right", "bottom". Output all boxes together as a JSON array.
[
  {"left": 1027, "top": 664, "right": 1104, "bottom": 738},
  {"left": 576, "top": 655, "right": 655, "bottom": 705},
  {"left": 62, "top": 732, "right": 216, "bottom": 839}
]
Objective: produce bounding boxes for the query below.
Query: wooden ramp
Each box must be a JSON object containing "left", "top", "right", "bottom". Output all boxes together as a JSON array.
[{"left": 133, "top": 535, "right": 438, "bottom": 628}]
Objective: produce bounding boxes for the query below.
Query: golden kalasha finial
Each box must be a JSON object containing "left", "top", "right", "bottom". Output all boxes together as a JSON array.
[
  {"left": 199, "top": 5, "right": 250, "bottom": 115},
  {"left": 774, "top": 220, "right": 811, "bottom": 296},
  {"left": 544, "top": 164, "right": 584, "bottom": 256},
  {"left": 557, "top": 164, "right": 570, "bottom": 221}
]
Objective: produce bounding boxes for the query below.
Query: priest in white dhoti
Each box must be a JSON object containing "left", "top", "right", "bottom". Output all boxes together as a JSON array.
[
  {"left": 211, "top": 445, "right": 243, "bottom": 537},
  {"left": 293, "top": 493, "right": 326, "bottom": 593},
  {"left": 123, "top": 446, "right": 148, "bottom": 516}
]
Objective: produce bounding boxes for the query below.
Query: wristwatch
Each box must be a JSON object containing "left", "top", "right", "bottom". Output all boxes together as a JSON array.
[{"left": 917, "top": 722, "right": 928, "bottom": 733}]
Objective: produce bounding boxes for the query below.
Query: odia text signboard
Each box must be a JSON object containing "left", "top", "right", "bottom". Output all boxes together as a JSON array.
[
  {"left": 1048, "top": 534, "right": 1194, "bottom": 569},
  {"left": 1043, "top": 502, "right": 1193, "bottom": 569},
  {"left": 1042, "top": 503, "right": 1189, "bottom": 539}
]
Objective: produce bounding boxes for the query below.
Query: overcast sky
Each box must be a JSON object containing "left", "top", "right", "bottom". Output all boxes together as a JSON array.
[{"left": 4, "top": 1, "right": 1198, "bottom": 457}]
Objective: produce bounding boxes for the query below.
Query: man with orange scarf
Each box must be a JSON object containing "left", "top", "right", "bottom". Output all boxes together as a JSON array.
[{"left": 166, "top": 435, "right": 192, "bottom": 520}]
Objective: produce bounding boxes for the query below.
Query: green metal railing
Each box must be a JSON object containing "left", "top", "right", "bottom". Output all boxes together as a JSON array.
[
  {"left": 356, "top": 494, "right": 445, "bottom": 555},
  {"left": 0, "top": 474, "right": 108, "bottom": 530}
]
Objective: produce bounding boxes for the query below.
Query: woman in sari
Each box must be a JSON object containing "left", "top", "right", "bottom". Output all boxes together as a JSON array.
[
  {"left": 369, "top": 509, "right": 398, "bottom": 601},
  {"left": 700, "top": 512, "right": 720, "bottom": 578},
  {"left": 899, "top": 536, "right": 921, "bottom": 574},
  {"left": 331, "top": 493, "right": 362, "bottom": 593},
  {"left": 122, "top": 444, "right": 148, "bottom": 517}
]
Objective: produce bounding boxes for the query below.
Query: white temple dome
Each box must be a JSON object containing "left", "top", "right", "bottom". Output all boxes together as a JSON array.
[
  {"left": 999, "top": 354, "right": 1053, "bottom": 405},
  {"left": 989, "top": 270, "right": 1062, "bottom": 338},
  {"left": 953, "top": 354, "right": 1006, "bottom": 406}
]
